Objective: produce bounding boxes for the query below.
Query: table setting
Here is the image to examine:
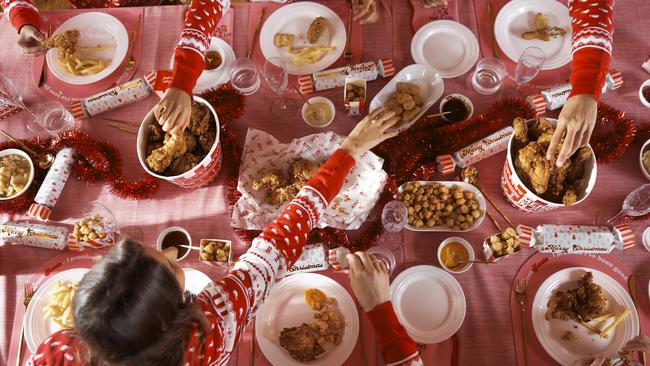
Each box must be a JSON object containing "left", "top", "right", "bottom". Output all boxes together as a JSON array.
[{"left": 1, "top": 0, "right": 650, "bottom": 365}]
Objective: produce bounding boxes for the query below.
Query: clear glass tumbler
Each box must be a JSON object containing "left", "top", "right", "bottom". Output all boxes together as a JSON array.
[
  {"left": 471, "top": 57, "right": 507, "bottom": 94},
  {"left": 33, "top": 101, "right": 75, "bottom": 136},
  {"left": 367, "top": 246, "right": 397, "bottom": 276},
  {"left": 229, "top": 57, "right": 261, "bottom": 95}
]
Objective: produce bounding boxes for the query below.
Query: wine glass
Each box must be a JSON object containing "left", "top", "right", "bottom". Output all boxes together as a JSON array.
[
  {"left": 514, "top": 47, "right": 545, "bottom": 91},
  {"left": 381, "top": 200, "right": 407, "bottom": 250},
  {"left": 0, "top": 73, "right": 39, "bottom": 130},
  {"left": 263, "top": 57, "right": 297, "bottom": 117},
  {"left": 607, "top": 184, "right": 650, "bottom": 224},
  {"left": 230, "top": 57, "right": 261, "bottom": 95}
]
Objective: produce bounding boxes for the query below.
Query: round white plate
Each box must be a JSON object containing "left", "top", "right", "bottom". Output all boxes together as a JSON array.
[
  {"left": 410, "top": 20, "right": 479, "bottom": 79},
  {"left": 369, "top": 64, "right": 444, "bottom": 131},
  {"left": 46, "top": 12, "right": 128, "bottom": 85},
  {"left": 390, "top": 265, "right": 466, "bottom": 343},
  {"left": 494, "top": 0, "right": 571, "bottom": 70},
  {"left": 259, "top": 2, "right": 346, "bottom": 75},
  {"left": 24, "top": 267, "right": 211, "bottom": 352},
  {"left": 169, "top": 37, "right": 236, "bottom": 94},
  {"left": 532, "top": 267, "right": 640, "bottom": 365},
  {"left": 255, "top": 273, "right": 359, "bottom": 366}
]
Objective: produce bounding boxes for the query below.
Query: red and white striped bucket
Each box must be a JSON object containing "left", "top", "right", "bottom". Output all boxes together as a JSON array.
[
  {"left": 500, "top": 118, "right": 597, "bottom": 213},
  {"left": 137, "top": 96, "right": 222, "bottom": 189}
]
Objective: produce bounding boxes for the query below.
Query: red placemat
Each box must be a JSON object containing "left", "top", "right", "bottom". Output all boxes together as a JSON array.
[
  {"left": 510, "top": 252, "right": 650, "bottom": 366},
  {"left": 6, "top": 248, "right": 109, "bottom": 365},
  {"left": 471, "top": 0, "right": 572, "bottom": 90},
  {"left": 30, "top": 7, "right": 144, "bottom": 107},
  {"left": 409, "top": 0, "right": 459, "bottom": 33},
  {"left": 247, "top": 2, "right": 363, "bottom": 88}
]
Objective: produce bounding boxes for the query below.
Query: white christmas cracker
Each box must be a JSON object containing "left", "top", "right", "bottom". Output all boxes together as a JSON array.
[
  {"left": 436, "top": 127, "right": 514, "bottom": 174},
  {"left": 0, "top": 221, "right": 70, "bottom": 250},
  {"left": 298, "top": 59, "right": 395, "bottom": 94},
  {"left": 287, "top": 244, "right": 330, "bottom": 274},
  {"left": 517, "top": 224, "right": 634, "bottom": 254},
  {"left": 27, "top": 148, "right": 75, "bottom": 221}
]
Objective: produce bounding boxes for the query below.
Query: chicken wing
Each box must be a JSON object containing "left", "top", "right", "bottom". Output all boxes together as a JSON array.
[
  {"left": 566, "top": 146, "right": 592, "bottom": 183},
  {"left": 513, "top": 117, "right": 529, "bottom": 146},
  {"left": 188, "top": 101, "right": 211, "bottom": 136},
  {"left": 146, "top": 132, "right": 187, "bottom": 173}
]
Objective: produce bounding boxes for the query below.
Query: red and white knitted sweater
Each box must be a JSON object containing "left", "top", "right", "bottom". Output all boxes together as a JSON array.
[
  {"left": 0, "top": 0, "right": 231, "bottom": 96},
  {"left": 25, "top": 149, "right": 423, "bottom": 366}
]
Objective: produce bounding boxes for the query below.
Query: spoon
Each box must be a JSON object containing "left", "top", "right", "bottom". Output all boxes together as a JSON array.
[
  {"left": 293, "top": 85, "right": 323, "bottom": 121},
  {"left": 0, "top": 129, "right": 55, "bottom": 169}
]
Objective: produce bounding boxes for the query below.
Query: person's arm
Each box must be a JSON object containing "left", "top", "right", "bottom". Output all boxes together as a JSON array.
[
  {"left": 1, "top": 0, "right": 39, "bottom": 32},
  {"left": 27, "top": 330, "right": 84, "bottom": 365},
  {"left": 547, "top": 0, "right": 614, "bottom": 166},
  {"left": 367, "top": 302, "right": 423, "bottom": 366}
]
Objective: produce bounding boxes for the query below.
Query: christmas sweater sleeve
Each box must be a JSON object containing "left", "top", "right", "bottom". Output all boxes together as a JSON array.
[
  {"left": 170, "top": 0, "right": 231, "bottom": 95},
  {"left": 568, "top": 0, "right": 614, "bottom": 100},
  {"left": 366, "top": 301, "right": 423, "bottom": 366},
  {"left": 194, "top": 149, "right": 356, "bottom": 364},
  {"left": 1, "top": 0, "right": 40, "bottom": 32},
  {"left": 26, "top": 330, "right": 84, "bottom": 366}
]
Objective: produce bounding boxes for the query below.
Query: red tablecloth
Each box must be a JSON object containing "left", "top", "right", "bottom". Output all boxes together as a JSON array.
[{"left": 1, "top": 1, "right": 649, "bottom": 365}]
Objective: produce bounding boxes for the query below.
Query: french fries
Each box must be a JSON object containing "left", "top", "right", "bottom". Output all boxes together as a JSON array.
[
  {"left": 291, "top": 46, "right": 334, "bottom": 66},
  {"left": 46, "top": 28, "right": 111, "bottom": 77},
  {"left": 43, "top": 280, "right": 79, "bottom": 329},
  {"left": 57, "top": 53, "right": 107, "bottom": 76}
]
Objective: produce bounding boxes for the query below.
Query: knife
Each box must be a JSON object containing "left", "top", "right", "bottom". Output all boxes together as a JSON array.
[
  {"left": 38, "top": 23, "right": 52, "bottom": 87},
  {"left": 627, "top": 275, "right": 646, "bottom": 365},
  {"left": 487, "top": 1, "right": 500, "bottom": 59}
]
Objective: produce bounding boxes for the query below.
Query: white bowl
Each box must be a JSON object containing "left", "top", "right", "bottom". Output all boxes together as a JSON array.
[
  {"left": 640, "top": 79, "right": 650, "bottom": 108},
  {"left": 639, "top": 139, "right": 650, "bottom": 180},
  {"left": 169, "top": 37, "right": 236, "bottom": 94},
  {"left": 437, "top": 237, "right": 475, "bottom": 274},
  {"left": 301, "top": 96, "right": 335, "bottom": 128},
  {"left": 439, "top": 93, "right": 474, "bottom": 122},
  {"left": 369, "top": 64, "right": 445, "bottom": 131},
  {"left": 46, "top": 12, "right": 128, "bottom": 85},
  {"left": 0, "top": 148, "right": 35, "bottom": 201},
  {"left": 642, "top": 227, "right": 650, "bottom": 252},
  {"left": 156, "top": 226, "right": 192, "bottom": 262}
]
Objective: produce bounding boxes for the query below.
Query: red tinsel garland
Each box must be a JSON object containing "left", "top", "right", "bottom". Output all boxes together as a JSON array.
[{"left": 219, "top": 97, "right": 639, "bottom": 251}]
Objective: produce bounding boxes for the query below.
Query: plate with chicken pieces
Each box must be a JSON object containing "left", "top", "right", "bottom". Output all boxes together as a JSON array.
[
  {"left": 370, "top": 64, "right": 444, "bottom": 131},
  {"left": 398, "top": 181, "right": 486, "bottom": 232},
  {"left": 510, "top": 116, "right": 597, "bottom": 207}
]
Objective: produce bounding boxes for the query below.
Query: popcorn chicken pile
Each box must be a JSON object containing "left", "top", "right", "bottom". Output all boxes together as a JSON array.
[
  {"left": 487, "top": 227, "right": 520, "bottom": 258},
  {"left": 200, "top": 240, "right": 231, "bottom": 263}
]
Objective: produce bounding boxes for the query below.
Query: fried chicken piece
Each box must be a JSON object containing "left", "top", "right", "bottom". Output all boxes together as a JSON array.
[
  {"left": 534, "top": 13, "right": 549, "bottom": 31},
  {"left": 279, "top": 323, "right": 324, "bottom": 362},
  {"left": 306, "top": 17, "right": 328, "bottom": 44},
  {"left": 562, "top": 188, "right": 578, "bottom": 206},
  {"left": 521, "top": 27, "right": 567, "bottom": 41},
  {"left": 402, "top": 106, "right": 421, "bottom": 123},
  {"left": 291, "top": 159, "right": 319, "bottom": 182},
  {"left": 529, "top": 117, "right": 554, "bottom": 140},
  {"left": 304, "top": 288, "right": 327, "bottom": 310},
  {"left": 268, "top": 183, "right": 301, "bottom": 205},
  {"left": 147, "top": 122, "right": 165, "bottom": 143},
  {"left": 386, "top": 97, "right": 404, "bottom": 115},
  {"left": 274, "top": 33, "right": 295, "bottom": 48},
  {"left": 168, "top": 153, "right": 201, "bottom": 176},
  {"left": 198, "top": 129, "right": 216, "bottom": 153},
  {"left": 513, "top": 117, "right": 529, "bottom": 146},
  {"left": 43, "top": 29, "right": 79, "bottom": 56},
  {"left": 541, "top": 183, "right": 565, "bottom": 203},
  {"left": 252, "top": 171, "right": 284, "bottom": 191},
  {"left": 397, "top": 93, "right": 416, "bottom": 111},
  {"left": 536, "top": 129, "right": 554, "bottom": 148},
  {"left": 516, "top": 142, "right": 551, "bottom": 194},
  {"left": 546, "top": 272, "right": 607, "bottom": 322},
  {"left": 146, "top": 132, "right": 187, "bottom": 173},
  {"left": 183, "top": 131, "right": 198, "bottom": 153},
  {"left": 396, "top": 82, "right": 421, "bottom": 96},
  {"left": 566, "top": 146, "right": 592, "bottom": 183},
  {"left": 146, "top": 141, "right": 163, "bottom": 156},
  {"left": 188, "top": 102, "right": 211, "bottom": 136}
]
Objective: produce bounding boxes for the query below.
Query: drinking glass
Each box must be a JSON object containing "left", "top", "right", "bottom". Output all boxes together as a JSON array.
[
  {"left": 381, "top": 200, "right": 407, "bottom": 250},
  {"left": 229, "top": 57, "right": 261, "bottom": 95},
  {"left": 367, "top": 246, "right": 396, "bottom": 276},
  {"left": 263, "top": 57, "right": 297, "bottom": 117},
  {"left": 515, "top": 47, "right": 545, "bottom": 89},
  {"left": 607, "top": 184, "right": 650, "bottom": 224},
  {"left": 471, "top": 57, "right": 507, "bottom": 94},
  {"left": 0, "top": 73, "right": 39, "bottom": 130}
]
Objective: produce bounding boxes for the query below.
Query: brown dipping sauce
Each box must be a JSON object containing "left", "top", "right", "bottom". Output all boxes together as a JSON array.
[
  {"left": 643, "top": 86, "right": 650, "bottom": 103},
  {"left": 204, "top": 51, "right": 222, "bottom": 70},
  {"left": 442, "top": 97, "right": 470, "bottom": 123},
  {"left": 161, "top": 230, "right": 190, "bottom": 259}
]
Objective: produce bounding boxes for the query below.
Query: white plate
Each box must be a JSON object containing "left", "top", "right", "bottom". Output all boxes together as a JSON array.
[
  {"left": 259, "top": 2, "right": 346, "bottom": 75},
  {"left": 169, "top": 37, "right": 236, "bottom": 94},
  {"left": 390, "top": 265, "right": 466, "bottom": 344},
  {"left": 24, "top": 267, "right": 211, "bottom": 352},
  {"left": 397, "top": 181, "right": 486, "bottom": 232},
  {"left": 410, "top": 20, "right": 479, "bottom": 79},
  {"left": 46, "top": 12, "right": 128, "bottom": 85},
  {"left": 532, "top": 267, "right": 640, "bottom": 365},
  {"left": 369, "top": 64, "right": 444, "bottom": 131},
  {"left": 255, "top": 273, "right": 359, "bottom": 366},
  {"left": 494, "top": 0, "right": 571, "bottom": 70}
]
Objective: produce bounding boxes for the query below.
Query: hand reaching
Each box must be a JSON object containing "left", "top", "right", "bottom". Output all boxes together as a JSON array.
[
  {"left": 17, "top": 25, "right": 46, "bottom": 57},
  {"left": 153, "top": 87, "right": 192, "bottom": 133},
  {"left": 546, "top": 95, "right": 597, "bottom": 167},
  {"left": 340, "top": 107, "right": 400, "bottom": 158},
  {"left": 352, "top": 0, "right": 380, "bottom": 24},
  {"left": 624, "top": 335, "right": 650, "bottom": 353},
  {"left": 346, "top": 251, "right": 390, "bottom": 312}
]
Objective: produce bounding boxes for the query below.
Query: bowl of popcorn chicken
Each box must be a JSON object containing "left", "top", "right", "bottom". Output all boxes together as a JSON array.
[
  {"left": 397, "top": 181, "right": 486, "bottom": 232},
  {"left": 199, "top": 239, "right": 232, "bottom": 265},
  {"left": 0, "top": 149, "right": 34, "bottom": 200},
  {"left": 483, "top": 227, "right": 521, "bottom": 260}
]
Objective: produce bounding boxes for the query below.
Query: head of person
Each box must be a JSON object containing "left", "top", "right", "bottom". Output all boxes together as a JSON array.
[{"left": 72, "top": 239, "right": 202, "bottom": 365}]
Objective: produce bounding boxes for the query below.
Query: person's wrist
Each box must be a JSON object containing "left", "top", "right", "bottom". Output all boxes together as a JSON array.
[{"left": 340, "top": 139, "right": 361, "bottom": 158}]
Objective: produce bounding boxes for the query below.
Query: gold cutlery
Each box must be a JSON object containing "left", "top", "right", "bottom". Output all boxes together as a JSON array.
[
  {"left": 38, "top": 24, "right": 53, "bottom": 87},
  {"left": 344, "top": 2, "right": 353, "bottom": 62},
  {"left": 247, "top": 9, "right": 265, "bottom": 59},
  {"left": 461, "top": 166, "right": 515, "bottom": 229},
  {"left": 515, "top": 278, "right": 529, "bottom": 366},
  {"left": 179, "top": 244, "right": 200, "bottom": 251},
  {"left": 124, "top": 14, "right": 142, "bottom": 75},
  {"left": 0, "top": 129, "right": 54, "bottom": 169},
  {"left": 628, "top": 275, "right": 646, "bottom": 365},
  {"left": 102, "top": 117, "right": 139, "bottom": 134},
  {"left": 487, "top": 1, "right": 500, "bottom": 59},
  {"left": 17, "top": 283, "right": 36, "bottom": 366}
]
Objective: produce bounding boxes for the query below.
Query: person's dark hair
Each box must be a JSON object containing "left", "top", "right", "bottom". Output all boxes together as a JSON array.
[{"left": 72, "top": 239, "right": 202, "bottom": 366}]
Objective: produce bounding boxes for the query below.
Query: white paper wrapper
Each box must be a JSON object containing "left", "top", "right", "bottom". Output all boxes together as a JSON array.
[{"left": 232, "top": 129, "right": 387, "bottom": 230}]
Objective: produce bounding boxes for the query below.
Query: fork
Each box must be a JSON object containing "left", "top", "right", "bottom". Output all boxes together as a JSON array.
[
  {"left": 515, "top": 278, "right": 529, "bottom": 366},
  {"left": 17, "top": 283, "right": 36, "bottom": 366},
  {"left": 123, "top": 14, "right": 141, "bottom": 75},
  {"left": 344, "top": 2, "right": 353, "bottom": 62}
]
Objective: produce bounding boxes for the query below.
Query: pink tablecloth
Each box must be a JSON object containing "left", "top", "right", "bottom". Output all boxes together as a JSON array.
[{"left": 1, "top": 1, "right": 650, "bottom": 365}]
